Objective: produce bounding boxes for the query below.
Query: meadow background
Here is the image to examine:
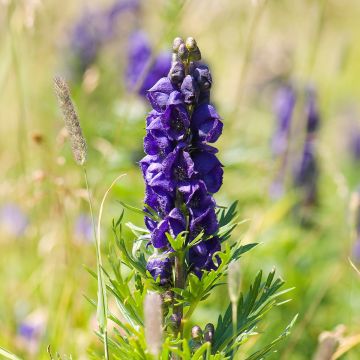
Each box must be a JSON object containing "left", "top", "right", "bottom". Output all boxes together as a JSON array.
[{"left": 1, "top": 0, "right": 360, "bottom": 359}]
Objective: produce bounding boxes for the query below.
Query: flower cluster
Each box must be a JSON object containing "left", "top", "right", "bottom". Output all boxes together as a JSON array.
[{"left": 140, "top": 37, "right": 224, "bottom": 284}]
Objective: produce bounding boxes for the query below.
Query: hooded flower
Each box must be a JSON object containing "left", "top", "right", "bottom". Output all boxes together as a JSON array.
[
  {"left": 189, "top": 237, "right": 221, "bottom": 277},
  {"left": 191, "top": 103, "right": 223, "bottom": 143},
  {"left": 192, "top": 151, "right": 223, "bottom": 194},
  {"left": 146, "top": 252, "right": 173, "bottom": 286}
]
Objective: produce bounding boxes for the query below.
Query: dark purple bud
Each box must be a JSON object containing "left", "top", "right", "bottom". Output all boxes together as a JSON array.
[
  {"left": 204, "top": 323, "right": 215, "bottom": 343},
  {"left": 181, "top": 75, "right": 200, "bottom": 105}
]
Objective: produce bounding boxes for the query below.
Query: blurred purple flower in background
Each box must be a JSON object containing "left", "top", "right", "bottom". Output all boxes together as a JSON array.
[
  {"left": 349, "top": 126, "right": 360, "bottom": 161},
  {"left": 269, "top": 83, "right": 296, "bottom": 199},
  {"left": 74, "top": 214, "right": 93, "bottom": 243},
  {"left": 17, "top": 310, "right": 46, "bottom": 355},
  {"left": 293, "top": 87, "right": 320, "bottom": 207},
  {"left": 0, "top": 203, "right": 28, "bottom": 237},
  {"left": 67, "top": 0, "right": 140, "bottom": 76},
  {"left": 271, "top": 84, "right": 296, "bottom": 156},
  {"left": 125, "top": 31, "right": 172, "bottom": 97}
]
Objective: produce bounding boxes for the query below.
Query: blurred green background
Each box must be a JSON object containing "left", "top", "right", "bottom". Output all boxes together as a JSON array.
[{"left": 1, "top": 0, "right": 360, "bottom": 358}]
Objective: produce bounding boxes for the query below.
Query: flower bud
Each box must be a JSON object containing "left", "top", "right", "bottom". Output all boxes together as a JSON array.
[
  {"left": 204, "top": 323, "right": 215, "bottom": 343},
  {"left": 169, "top": 61, "right": 185, "bottom": 85},
  {"left": 185, "top": 37, "right": 197, "bottom": 50},
  {"left": 168, "top": 313, "right": 181, "bottom": 332},
  {"left": 191, "top": 325, "right": 203, "bottom": 341},
  {"left": 178, "top": 43, "right": 189, "bottom": 61},
  {"left": 161, "top": 290, "right": 174, "bottom": 304},
  {"left": 173, "top": 37, "right": 184, "bottom": 53}
]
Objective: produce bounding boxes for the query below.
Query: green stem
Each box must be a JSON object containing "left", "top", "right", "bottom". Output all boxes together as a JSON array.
[
  {"left": 174, "top": 253, "right": 185, "bottom": 334},
  {"left": 83, "top": 167, "right": 109, "bottom": 360}
]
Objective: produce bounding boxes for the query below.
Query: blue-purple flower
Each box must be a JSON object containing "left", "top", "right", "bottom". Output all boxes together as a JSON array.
[
  {"left": 126, "top": 31, "right": 172, "bottom": 97},
  {"left": 67, "top": 0, "right": 140, "bottom": 76},
  {"left": 293, "top": 88, "right": 320, "bottom": 206},
  {"left": 0, "top": 203, "right": 28, "bottom": 237},
  {"left": 74, "top": 214, "right": 93, "bottom": 243},
  {"left": 140, "top": 37, "right": 224, "bottom": 284},
  {"left": 271, "top": 84, "right": 296, "bottom": 156}
]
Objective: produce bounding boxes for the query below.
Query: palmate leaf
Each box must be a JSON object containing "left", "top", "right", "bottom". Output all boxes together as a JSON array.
[{"left": 213, "top": 269, "right": 294, "bottom": 356}]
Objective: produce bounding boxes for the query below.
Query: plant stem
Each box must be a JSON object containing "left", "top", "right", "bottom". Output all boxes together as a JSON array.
[
  {"left": 174, "top": 253, "right": 185, "bottom": 334},
  {"left": 83, "top": 167, "right": 110, "bottom": 360},
  {"left": 171, "top": 253, "right": 185, "bottom": 360}
]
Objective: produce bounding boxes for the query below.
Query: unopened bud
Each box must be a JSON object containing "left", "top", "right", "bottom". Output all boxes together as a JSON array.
[
  {"left": 168, "top": 313, "right": 181, "bottom": 333},
  {"left": 161, "top": 290, "right": 174, "bottom": 305},
  {"left": 191, "top": 325, "right": 203, "bottom": 341},
  {"left": 204, "top": 323, "right": 214, "bottom": 343},
  {"left": 185, "top": 37, "right": 197, "bottom": 51},
  {"left": 173, "top": 37, "right": 184, "bottom": 53},
  {"left": 178, "top": 43, "right": 189, "bottom": 61}
]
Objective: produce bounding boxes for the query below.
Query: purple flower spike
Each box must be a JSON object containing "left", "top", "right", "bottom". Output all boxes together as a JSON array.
[{"left": 140, "top": 37, "right": 224, "bottom": 281}]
